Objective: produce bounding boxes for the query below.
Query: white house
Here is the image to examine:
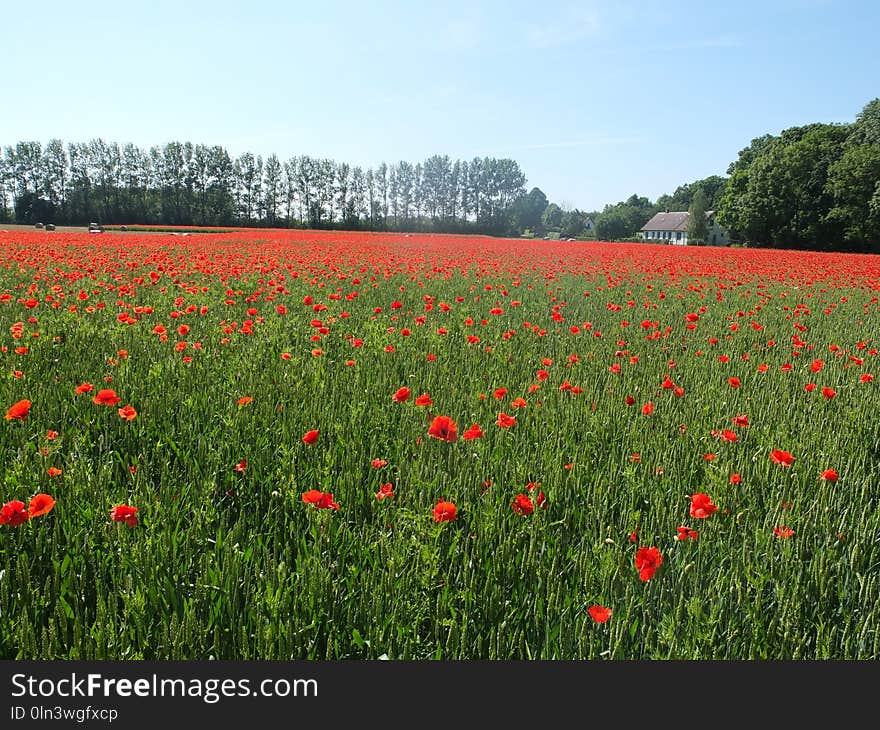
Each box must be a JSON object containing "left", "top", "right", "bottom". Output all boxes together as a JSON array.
[{"left": 640, "top": 210, "right": 729, "bottom": 246}]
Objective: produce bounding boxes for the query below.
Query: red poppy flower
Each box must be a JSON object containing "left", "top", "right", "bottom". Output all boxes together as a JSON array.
[
  {"left": 234, "top": 460, "right": 247, "bottom": 472},
  {"left": 428, "top": 415, "right": 458, "bottom": 442},
  {"left": 675, "top": 526, "right": 698, "bottom": 541},
  {"left": 0, "top": 499, "right": 28, "bottom": 526},
  {"left": 462, "top": 423, "right": 483, "bottom": 440},
  {"left": 820, "top": 468, "right": 838, "bottom": 482},
  {"left": 624, "top": 396, "right": 635, "bottom": 406},
  {"left": 496, "top": 412, "right": 516, "bottom": 428},
  {"left": 728, "top": 377, "right": 741, "bottom": 388},
  {"left": 720, "top": 429, "right": 738, "bottom": 442},
  {"left": 46, "top": 429, "right": 59, "bottom": 440},
  {"left": 392, "top": 386, "right": 411, "bottom": 403},
  {"left": 635, "top": 546, "right": 663, "bottom": 581},
  {"left": 28, "top": 493, "right": 55, "bottom": 517},
  {"left": 510, "top": 397, "right": 527, "bottom": 409},
  {"left": 493, "top": 387, "right": 508, "bottom": 400},
  {"left": 301, "top": 489, "right": 339, "bottom": 509},
  {"left": 371, "top": 458, "right": 388, "bottom": 469},
  {"left": 770, "top": 449, "right": 795, "bottom": 466},
  {"left": 93, "top": 389, "right": 121, "bottom": 406},
  {"left": 414, "top": 393, "right": 433, "bottom": 407},
  {"left": 47, "top": 467, "right": 62, "bottom": 478},
  {"left": 730, "top": 473, "right": 742, "bottom": 484},
  {"left": 732, "top": 414, "right": 749, "bottom": 427},
  {"left": 318, "top": 492, "right": 339, "bottom": 509},
  {"left": 511, "top": 493, "right": 534, "bottom": 516},
  {"left": 587, "top": 605, "right": 612, "bottom": 623},
  {"left": 6, "top": 399, "right": 31, "bottom": 421},
  {"left": 642, "top": 401, "right": 654, "bottom": 416},
  {"left": 118, "top": 405, "right": 137, "bottom": 421},
  {"left": 690, "top": 493, "right": 718, "bottom": 518},
  {"left": 821, "top": 387, "right": 836, "bottom": 399},
  {"left": 432, "top": 499, "right": 457, "bottom": 523},
  {"left": 301, "top": 489, "right": 324, "bottom": 504},
  {"left": 302, "top": 429, "right": 319, "bottom": 445},
  {"left": 237, "top": 396, "right": 253, "bottom": 406},
  {"left": 375, "top": 482, "right": 394, "bottom": 500},
  {"left": 110, "top": 504, "right": 138, "bottom": 527},
  {"left": 773, "top": 525, "right": 794, "bottom": 539},
  {"left": 860, "top": 374, "right": 874, "bottom": 384}
]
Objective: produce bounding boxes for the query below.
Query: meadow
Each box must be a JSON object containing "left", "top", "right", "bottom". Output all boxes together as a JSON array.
[{"left": 1, "top": 228, "right": 879, "bottom": 660}]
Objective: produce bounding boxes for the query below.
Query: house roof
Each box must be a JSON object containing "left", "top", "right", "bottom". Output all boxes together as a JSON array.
[{"left": 641, "top": 210, "right": 715, "bottom": 232}]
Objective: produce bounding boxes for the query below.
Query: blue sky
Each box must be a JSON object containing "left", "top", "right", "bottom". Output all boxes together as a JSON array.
[{"left": 2, "top": 0, "right": 877, "bottom": 211}]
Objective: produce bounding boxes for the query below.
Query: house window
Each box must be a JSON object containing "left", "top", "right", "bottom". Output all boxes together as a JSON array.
[
  {"left": 676, "top": 232, "right": 682, "bottom": 241},
  {"left": 712, "top": 233, "right": 716, "bottom": 244}
]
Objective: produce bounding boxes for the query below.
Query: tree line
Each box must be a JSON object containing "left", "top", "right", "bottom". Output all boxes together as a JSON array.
[
  {"left": 590, "top": 98, "right": 879, "bottom": 252},
  {"left": 716, "top": 98, "right": 880, "bottom": 251},
  {"left": 2, "top": 97, "right": 877, "bottom": 250},
  {"left": 0, "top": 142, "right": 534, "bottom": 235}
]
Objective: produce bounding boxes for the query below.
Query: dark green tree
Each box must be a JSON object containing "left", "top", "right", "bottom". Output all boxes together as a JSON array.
[
  {"left": 686, "top": 189, "right": 709, "bottom": 244},
  {"left": 594, "top": 207, "right": 630, "bottom": 241},
  {"left": 825, "top": 142, "right": 880, "bottom": 248},
  {"left": 717, "top": 124, "right": 850, "bottom": 249},
  {"left": 541, "top": 202, "right": 563, "bottom": 231},
  {"left": 262, "top": 154, "right": 282, "bottom": 226},
  {"left": 510, "top": 187, "right": 549, "bottom": 234}
]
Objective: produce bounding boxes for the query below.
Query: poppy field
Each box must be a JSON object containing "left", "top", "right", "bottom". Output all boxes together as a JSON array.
[{"left": 1, "top": 228, "right": 879, "bottom": 660}]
